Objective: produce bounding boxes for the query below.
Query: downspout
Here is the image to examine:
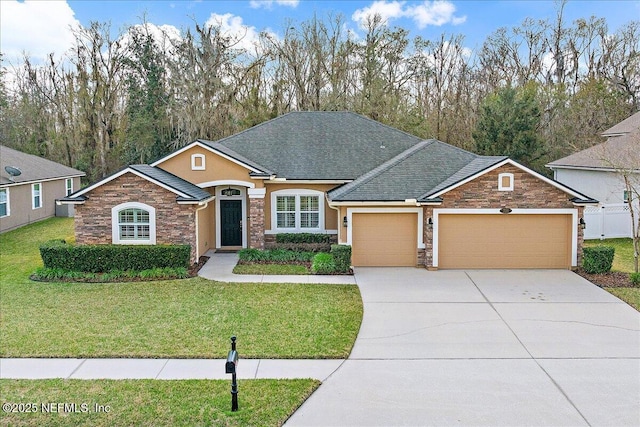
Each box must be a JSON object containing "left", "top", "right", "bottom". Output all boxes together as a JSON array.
[
  {"left": 195, "top": 200, "right": 211, "bottom": 261},
  {"left": 326, "top": 195, "right": 342, "bottom": 244}
]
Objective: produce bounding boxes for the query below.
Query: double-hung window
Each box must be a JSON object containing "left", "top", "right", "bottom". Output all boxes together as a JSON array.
[
  {"left": 65, "top": 178, "right": 73, "bottom": 196},
  {"left": 0, "top": 188, "right": 8, "bottom": 217},
  {"left": 32, "top": 183, "right": 42, "bottom": 209},
  {"left": 111, "top": 202, "right": 156, "bottom": 244},
  {"left": 273, "top": 190, "right": 323, "bottom": 232}
]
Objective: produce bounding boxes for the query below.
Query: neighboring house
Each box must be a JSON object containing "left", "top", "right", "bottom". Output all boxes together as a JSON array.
[
  {"left": 60, "top": 112, "right": 596, "bottom": 269},
  {"left": 547, "top": 112, "right": 640, "bottom": 240},
  {"left": 0, "top": 145, "right": 86, "bottom": 233}
]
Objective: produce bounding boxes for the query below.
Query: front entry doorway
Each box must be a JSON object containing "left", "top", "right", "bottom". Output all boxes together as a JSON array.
[{"left": 220, "top": 199, "right": 242, "bottom": 246}]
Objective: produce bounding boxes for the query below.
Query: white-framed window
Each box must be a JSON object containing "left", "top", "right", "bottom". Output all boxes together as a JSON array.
[
  {"left": 623, "top": 190, "right": 630, "bottom": 203},
  {"left": 111, "top": 202, "right": 156, "bottom": 244},
  {"left": 65, "top": 178, "right": 73, "bottom": 196},
  {"left": 32, "top": 183, "right": 42, "bottom": 209},
  {"left": 498, "top": 173, "right": 514, "bottom": 191},
  {"left": 271, "top": 189, "right": 324, "bottom": 232},
  {"left": 191, "top": 154, "right": 206, "bottom": 171},
  {"left": 0, "top": 188, "right": 9, "bottom": 217}
]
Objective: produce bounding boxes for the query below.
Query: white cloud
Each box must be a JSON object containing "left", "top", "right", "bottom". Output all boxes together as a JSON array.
[
  {"left": 352, "top": 0, "right": 466, "bottom": 30},
  {"left": 205, "top": 13, "right": 264, "bottom": 53},
  {"left": 0, "top": 0, "right": 81, "bottom": 64},
  {"left": 249, "top": 0, "right": 299, "bottom": 9}
]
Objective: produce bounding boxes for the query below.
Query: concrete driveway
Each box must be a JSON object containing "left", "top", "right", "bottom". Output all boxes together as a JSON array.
[{"left": 285, "top": 269, "right": 640, "bottom": 426}]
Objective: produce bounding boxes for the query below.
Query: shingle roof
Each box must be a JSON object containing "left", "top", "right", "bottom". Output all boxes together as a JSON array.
[
  {"left": 328, "top": 140, "right": 506, "bottom": 202},
  {"left": 215, "top": 111, "right": 423, "bottom": 180},
  {"left": 602, "top": 111, "right": 640, "bottom": 136},
  {"left": 61, "top": 165, "right": 212, "bottom": 203},
  {"left": 0, "top": 145, "right": 85, "bottom": 186},
  {"left": 547, "top": 128, "right": 640, "bottom": 171},
  {"left": 129, "top": 165, "right": 213, "bottom": 202}
]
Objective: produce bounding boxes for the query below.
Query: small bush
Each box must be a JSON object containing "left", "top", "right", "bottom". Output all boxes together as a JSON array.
[
  {"left": 631, "top": 272, "right": 640, "bottom": 286},
  {"left": 238, "top": 248, "right": 314, "bottom": 264},
  {"left": 331, "top": 244, "right": 352, "bottom": 273},
  {"left": 275, "top": 233, "right": 332, "bottom": 244},
  {"left": 582, "top": 246, "right": 615, "bottom": 274},
  {"left": 40, "top": 241, "right": 191, "bottom": 272},
  {"left": 311, "top": 253, "right": 337, "bottom": 275}
]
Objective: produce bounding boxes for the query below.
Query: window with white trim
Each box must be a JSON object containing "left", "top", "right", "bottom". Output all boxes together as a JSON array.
[
  {"left": 272, "top": 190, "right": 324, "bottom": 232},
  {"left": 111, "top": 202, "right": 156, "bottom": 244},
  {"left": 65, "top": 178, "right": 73, "bottom": 196},
  {"left": 0, "top": 188, "right": 9, "bottom": 217},
  {"left": 498, "top": 173, "right": 514, "bottom": 191},
  {"left": 191, "top": 154, "right": 206, "bottom": 170},
  {"left": 32, "top": 183, "right": 42, "bottom": 209}
]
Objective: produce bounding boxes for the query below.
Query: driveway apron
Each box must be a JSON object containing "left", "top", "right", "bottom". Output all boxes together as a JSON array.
[{"left": 285, "top": 268, "right": 640, "bottom": 427}]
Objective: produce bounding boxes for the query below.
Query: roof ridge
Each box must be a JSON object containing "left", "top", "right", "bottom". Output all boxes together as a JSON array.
[
  {"left": 131, "top": 164, "right": 209, "bottom": 199},
  {"left": 329, "top": 140, "right": 435, "bottom": 199}
]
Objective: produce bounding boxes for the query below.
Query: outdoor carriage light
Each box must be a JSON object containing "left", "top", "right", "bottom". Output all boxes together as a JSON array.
[
  {"left": 579, "top": 218, "right": 586, "bottom": 229},
  {"left": 427, "top": 218, "right": 433, "bottom": 229},
  {"left": 343, "top": 216, "right": 348, "bottom": 227}
]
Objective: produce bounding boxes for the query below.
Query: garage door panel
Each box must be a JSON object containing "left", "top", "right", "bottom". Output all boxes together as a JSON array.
[
  {"left": 352, "top": 213, "right": 417, "bottom": 267},
  {"left": 438, "top": 214, "right": 572, "bottom": 269}
]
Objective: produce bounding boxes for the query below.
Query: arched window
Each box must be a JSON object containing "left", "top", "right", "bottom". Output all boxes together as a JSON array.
[{"left": 111, "top": 202, "right": 156, "bottom": 244}]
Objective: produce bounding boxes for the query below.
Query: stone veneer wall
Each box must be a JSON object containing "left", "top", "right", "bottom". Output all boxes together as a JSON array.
[
  {"left": 423, "top": 164, "right": 584, "bottom": 268},
  {"left": 249, "top": 197, "right": 265, "bottom": 249},
  {"left": 74, "top": 173, "right": 199, "bottom": 264}
]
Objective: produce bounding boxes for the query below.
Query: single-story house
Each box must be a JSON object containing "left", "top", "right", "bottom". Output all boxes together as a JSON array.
[
  {"left": 0, "top": 145, "right": 86, "bottom": 233},
  {"left": 60, "top": 112, "right": 596, "bottom": 269},
  {"left": 547, "top": 111, "right": 640, "bottom": 239}
]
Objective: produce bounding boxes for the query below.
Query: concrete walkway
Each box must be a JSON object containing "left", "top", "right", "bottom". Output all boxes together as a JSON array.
[
  {"left": 0, "top": 358, "right": 344, "bottom": 381},
  {"left": 198, "top": 251, "right": 357, "bottom": 284},
  {"left": 285, "top": 268, "right": 640, "bottom": 427}
]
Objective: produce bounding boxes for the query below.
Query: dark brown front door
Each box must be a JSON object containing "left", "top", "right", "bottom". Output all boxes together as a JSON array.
[{"left": 221, "top": 200, "right": 242, "bottom": 246}]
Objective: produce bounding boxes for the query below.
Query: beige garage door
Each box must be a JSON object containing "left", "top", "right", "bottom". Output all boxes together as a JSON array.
[
  {"left": 438, "top": 214, "right": 572, "bottom": 269},
  {"left": 352, "top": 213, "right": 418, "bottom": 266}
]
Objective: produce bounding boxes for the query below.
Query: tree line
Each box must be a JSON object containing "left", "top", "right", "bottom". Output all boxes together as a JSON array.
[{"left": 0, "top": 4, "right": 638, "bottom": 182}]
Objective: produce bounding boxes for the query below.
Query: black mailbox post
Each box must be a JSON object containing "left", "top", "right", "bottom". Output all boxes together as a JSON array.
[{"left": 225, "top": 336, "right": 239, "bottom": 411}]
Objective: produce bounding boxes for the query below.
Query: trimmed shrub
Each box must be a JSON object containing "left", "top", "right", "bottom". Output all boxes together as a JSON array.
[
  {"left": 311, "top": 253, "right": 337, "bottom": 275},
  {"left": 237, "top": 248, "right": 315, "bottom": 264},
  {"left": 631, "top": 272, "right": 640, "bottom": 286},
  {"left": 40, "top": 241, "right": 191, "bottom": 272},
  {"left": 582, "top": 246, "right": 615, "bottom": 274},
  {"left": 331, "top": 244, "right": 352, "bottom": 273},
  {"left": 275, "top": 233, "right": 333, "bottom": 244}
]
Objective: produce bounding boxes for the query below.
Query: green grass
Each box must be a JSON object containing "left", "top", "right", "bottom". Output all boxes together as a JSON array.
[
  {"left": 0, "top": 218, "right": 363, "bottom": 358},
  {"left": 584, "top": 238, "right": 636, "bottom": 273},
  {"left": 605, "top": 288, "right": 640, "bottom": 311},
  {"left": 0, "top": 378, "right": 319, "bottom": 426},
  {"left": 233, "top": 263, "right": 310, "bottom": 275}
]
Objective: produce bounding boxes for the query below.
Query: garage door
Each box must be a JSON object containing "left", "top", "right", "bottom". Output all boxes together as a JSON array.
[
  {"left": 352, "top": 213, "right": 418, "bottom": 266},
  {"left": 437, "top": 214, "right": 572, "bottom": 269}
]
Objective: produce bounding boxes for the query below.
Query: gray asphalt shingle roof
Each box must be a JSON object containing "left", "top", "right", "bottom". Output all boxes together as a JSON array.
[
  {"left": 0, "top": 145, "right": 85, "bottom": 186},
  {"left": 129, "top": 165, "right": 213, "bottom": 202},
  {"left": 213, "top": 111, "right": 423, "bottom": 180},
  {"left": 328, "top": 140, "right": 506, "bottom": 202},
  {"left": 602, "top": 111, "right": 640, "bottom": 136}
]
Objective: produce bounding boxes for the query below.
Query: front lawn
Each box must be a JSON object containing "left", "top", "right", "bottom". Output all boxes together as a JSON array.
[
  {"left": 0, "top": 378, "right": 319, "bottom": 427},
  {"left": 583, "top": 238, "right": 639, "bottom": 311},
  {"left": 0, "top": 218, "right": 363, "bottom": 358}
]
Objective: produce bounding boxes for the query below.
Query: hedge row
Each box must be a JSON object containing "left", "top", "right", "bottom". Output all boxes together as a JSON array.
[
  {"left": 275, "top": 233, "right": 333, "bottom": 244},
  {"left": 237, "top": 248, "right": 315, "bottom": 263},
  {"left": 40, "top": 240, "right": 191, "bottom": 272},
  {"left": 311, "top": 245, "right": 352, "bottom": 275}
]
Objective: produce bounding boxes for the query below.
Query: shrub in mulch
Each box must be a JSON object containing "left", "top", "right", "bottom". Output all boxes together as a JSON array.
[{"left": 574, "top": 268, "right": 637, "bottom": 288}]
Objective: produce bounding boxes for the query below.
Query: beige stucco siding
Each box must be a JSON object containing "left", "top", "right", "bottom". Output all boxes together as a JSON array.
[{"left": 157, "top": 146, "right": 264, "bottom": 188}]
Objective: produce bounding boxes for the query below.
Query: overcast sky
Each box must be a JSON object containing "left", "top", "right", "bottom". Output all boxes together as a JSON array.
[{"left": 1, "top": 0, "right": 638, "bottom": 66}]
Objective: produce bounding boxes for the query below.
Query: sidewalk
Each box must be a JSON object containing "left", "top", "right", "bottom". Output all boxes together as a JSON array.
[
  {"left": 197, "top": 252, "right": 357, "bottom": 285},
  {"left": 0, "top": 358, "right": 345, "bottom": 381}
]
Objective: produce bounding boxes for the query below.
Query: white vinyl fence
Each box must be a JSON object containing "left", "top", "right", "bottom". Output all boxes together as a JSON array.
[{"left": 584, "top": 203, "right": 636, "bottom": 240}]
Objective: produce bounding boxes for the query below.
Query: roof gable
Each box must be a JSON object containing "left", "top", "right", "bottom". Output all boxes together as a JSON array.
[
  {"left": 0, "top": 145, "right": 85, "bottom": 186},
  {"left": 216, "top": 111, "right": 422, "bottom": 180},
  {"left": 62, "top": 165, "right": 212, "bottom": 204},
  {"left": 602, "top": 111, "right": 640, "bottom": 136}
]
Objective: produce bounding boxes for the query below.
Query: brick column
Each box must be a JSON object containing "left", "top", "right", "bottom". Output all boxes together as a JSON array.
[{"left": 248, "top": 188, "right": 266, "bottom": 249}]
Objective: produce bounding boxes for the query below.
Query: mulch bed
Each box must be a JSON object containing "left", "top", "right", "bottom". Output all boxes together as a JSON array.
[{"left": 574, "top": 268, "right": 634, "bottom": 288}]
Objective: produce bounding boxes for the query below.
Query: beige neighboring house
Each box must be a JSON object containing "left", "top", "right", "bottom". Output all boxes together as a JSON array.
[
  {"left": 0, "top": 145, "right": 86, "bottom": 233},
  {"left": 547, "top": 112, "right": 640, "bottom": 239},
  {"left": 60, "top": 112, "right": 596, "bottom": 269}
]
